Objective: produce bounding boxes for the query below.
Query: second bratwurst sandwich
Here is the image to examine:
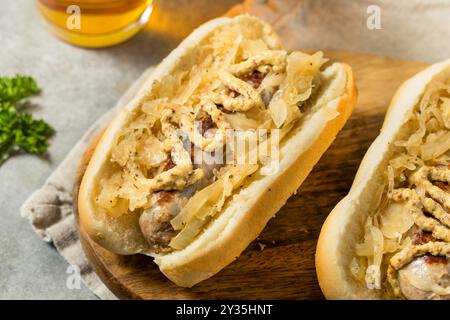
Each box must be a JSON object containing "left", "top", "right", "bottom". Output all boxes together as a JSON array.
[
  {"left": 78, "top": 15, "right": 357, "bottom": 287},
  {"left": 316, "top": 59, "right": 450, "bottom": 299}
]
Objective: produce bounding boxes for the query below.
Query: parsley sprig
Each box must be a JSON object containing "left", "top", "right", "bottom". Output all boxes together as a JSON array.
[{"left": 0, "top": 75, "right": 54, "bottom": 164}]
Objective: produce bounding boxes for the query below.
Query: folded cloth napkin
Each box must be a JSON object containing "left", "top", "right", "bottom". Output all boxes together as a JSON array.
[{"left": 20, "top": 0, "right": 450, "bottom": 300}]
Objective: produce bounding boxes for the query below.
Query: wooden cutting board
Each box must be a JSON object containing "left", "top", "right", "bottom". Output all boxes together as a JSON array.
[{"left": 73, "top": 50, "right": 428, "bottom": 300}]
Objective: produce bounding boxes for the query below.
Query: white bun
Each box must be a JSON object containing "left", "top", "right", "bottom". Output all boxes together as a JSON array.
[
  {"left": 316, "top": 59, "right": 450, "bottom": 299},
  {"left": 78, "top": 15, "right": 357, "bottom": 287}
]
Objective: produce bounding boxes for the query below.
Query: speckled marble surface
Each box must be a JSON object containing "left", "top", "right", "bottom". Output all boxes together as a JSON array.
[{"left": 0, "top": 0, "right": 238, "bottom": 300}]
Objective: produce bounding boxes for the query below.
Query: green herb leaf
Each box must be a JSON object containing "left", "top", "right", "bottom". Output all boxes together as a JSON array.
[
  {"left": 0, "top": 75, "right": 53, "bottom": 164},
  {"left": 0, "top": 75, "right": 40, "bottom": 105},
  {"left": 15, "top": 113, "right": 54, "bottom": 155}
]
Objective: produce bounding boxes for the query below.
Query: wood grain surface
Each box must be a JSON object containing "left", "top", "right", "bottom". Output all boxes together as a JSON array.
[{"left": 73, "top": 50, "right": 428, "bottom": 300}]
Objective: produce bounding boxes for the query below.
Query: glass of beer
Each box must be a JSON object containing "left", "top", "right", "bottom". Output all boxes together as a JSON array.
[{"left": 36, "top": 0, "right": 153, "bottom": 48}]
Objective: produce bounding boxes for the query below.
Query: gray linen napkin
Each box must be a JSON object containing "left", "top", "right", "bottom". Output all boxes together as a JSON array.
[{"left": 20, "top": 0, "right": 450, "bottom": 300}]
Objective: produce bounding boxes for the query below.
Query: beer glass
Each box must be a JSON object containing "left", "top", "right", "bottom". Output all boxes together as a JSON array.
[{"left": 36, "top": 0, "right": 153, "bottom": 47}]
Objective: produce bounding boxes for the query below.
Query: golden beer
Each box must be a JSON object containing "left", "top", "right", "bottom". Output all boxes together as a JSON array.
[{"left": 36, "top": 0, "right": 153, "bottom": 48}]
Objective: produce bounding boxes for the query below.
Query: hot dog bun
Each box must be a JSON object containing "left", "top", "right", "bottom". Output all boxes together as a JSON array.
[
  {"left": 316, "top": 59, "right": 450, "bottom": 299},
  {"left": 78, "top": 15, "right": 356, "bottom": 287}
]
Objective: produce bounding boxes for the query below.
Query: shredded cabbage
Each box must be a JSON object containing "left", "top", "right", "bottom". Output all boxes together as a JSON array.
[
  {"left": 380, "top": 202, "right": 414, "bottom": 241},
  {"left": 420, "top": 130, "right": 450, "bottom": 160},
  {"left": 94, "top": 21, "right": 328, "bottom": 252},
  {"left": 355, "top": 77, "right": 450, "bottom": 292},
  {"left": 169, "top": 164, "right": 258, "bottom": 250}
]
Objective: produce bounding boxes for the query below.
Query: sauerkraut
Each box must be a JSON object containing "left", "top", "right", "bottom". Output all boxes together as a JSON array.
[
  {"left": 94, "top": 20, "right": 327, "bottom": 252},
  {"left": 355, "top": 77, "right": 450, "bottom": 296}
]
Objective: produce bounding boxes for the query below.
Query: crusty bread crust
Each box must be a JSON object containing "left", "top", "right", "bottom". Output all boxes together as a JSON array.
[
  {"left": 316, "top": 59, "right": 450, "bottom": 300},
  {"left": 78, "top": 15, "right": 357, "bottom": 287}
]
